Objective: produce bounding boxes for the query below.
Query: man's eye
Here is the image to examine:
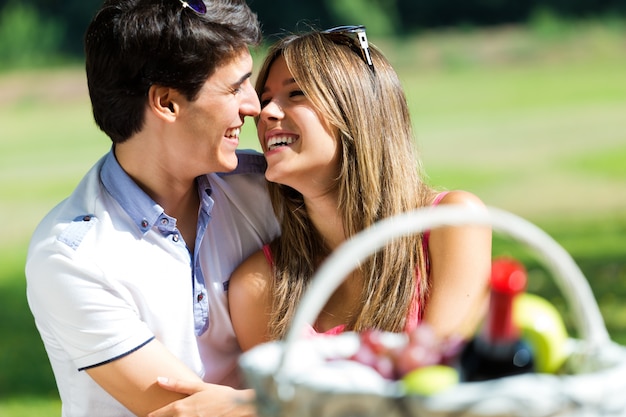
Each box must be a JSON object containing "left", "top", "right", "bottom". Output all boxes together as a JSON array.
[{"left": 260, "top": 98, "right": 271, "bottom": 108}]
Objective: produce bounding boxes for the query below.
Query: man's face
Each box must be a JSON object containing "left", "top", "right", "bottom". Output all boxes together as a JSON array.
[{"left": 174, "top": 49, "right": 260, "bottom": 175}]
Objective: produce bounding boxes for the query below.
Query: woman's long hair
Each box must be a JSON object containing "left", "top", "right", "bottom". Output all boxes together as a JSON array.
[{"left": 255, "top": 31, "right": 438, "bottom": 339}]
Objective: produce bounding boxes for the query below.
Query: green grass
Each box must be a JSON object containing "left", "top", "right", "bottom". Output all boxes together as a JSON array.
[
  {"left": 0, "top": 397, "right": 62, "bottom": 417},
  {"left": 0, "top": 246, "right": 62, "bottom": 415},
  {"left": 1, "top": 21, "right": 625, "bottom": 415}
]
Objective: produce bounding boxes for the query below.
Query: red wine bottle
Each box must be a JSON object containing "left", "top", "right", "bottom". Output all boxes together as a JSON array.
[{"left": 459, "top": 258, "right": 535, "bottom": 381}]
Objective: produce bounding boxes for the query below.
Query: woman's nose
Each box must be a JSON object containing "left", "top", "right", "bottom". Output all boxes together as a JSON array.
[{"left": 260, "top": 100, "right": 284, "bottom": 121}]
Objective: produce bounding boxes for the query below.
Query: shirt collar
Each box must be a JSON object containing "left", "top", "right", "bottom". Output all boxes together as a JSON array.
[
  {"left": 100, "top": 150, "right": 164, "bottom": 234},
  {"left": 217, "top": 149, "right": 267, "bottom": 176},
  {"left": 196, "top": 174, "right": 214, "bottom": 216}
]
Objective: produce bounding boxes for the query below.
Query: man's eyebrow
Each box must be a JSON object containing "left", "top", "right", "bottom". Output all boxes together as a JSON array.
[{"left": 233, "top": 72, "right": 253, "bottom": 86}]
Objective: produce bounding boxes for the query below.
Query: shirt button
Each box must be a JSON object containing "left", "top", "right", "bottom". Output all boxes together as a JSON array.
[
  {"left": 82, "top": 215, "right": 91, "bottom": 222},
  {"left": 161, "top": 218, "right": 169, "bottom": 225},
  {"left": 141, "top": 219, "right": 149, "bottom": 228},
  {"left": 172, "top": 234, "right": 179, "bottom": 242},
  {"left": 197, "top": 293, "right": 204, "bottom": 302}
]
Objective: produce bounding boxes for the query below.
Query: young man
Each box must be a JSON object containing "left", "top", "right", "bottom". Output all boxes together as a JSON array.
[{"left": 25, "top": 1, "right": 278, "bottom": 416}]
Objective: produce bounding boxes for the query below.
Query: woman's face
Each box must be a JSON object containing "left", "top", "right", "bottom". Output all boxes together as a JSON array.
[{"left": 257, "top": 55, "right": 341, "bottom": 197}]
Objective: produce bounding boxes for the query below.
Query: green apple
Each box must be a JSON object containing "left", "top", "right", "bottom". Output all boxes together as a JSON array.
[
  {"left": 401, "top": 365, "right": 459, "bottom": 396},
  {"left": 513, "top": 293, "right": 569, "bottom": 374}
]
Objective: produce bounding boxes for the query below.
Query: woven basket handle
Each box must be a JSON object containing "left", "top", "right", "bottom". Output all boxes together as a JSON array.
[{"left": 276, "top": 205, "right": 609, "bottom": 377}]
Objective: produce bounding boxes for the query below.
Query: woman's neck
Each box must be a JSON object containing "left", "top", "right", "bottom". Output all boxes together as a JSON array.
[
  {"left": 303, "top": 192, "right": 365, "bottom": 332},
  {"left": 304, "top": 192, "right": 345, "bottom": 251}
]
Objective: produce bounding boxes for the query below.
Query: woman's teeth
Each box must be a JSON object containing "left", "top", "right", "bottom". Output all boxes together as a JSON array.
[{"left": 267, "top": 136, "right": 296, "bottom": 151}]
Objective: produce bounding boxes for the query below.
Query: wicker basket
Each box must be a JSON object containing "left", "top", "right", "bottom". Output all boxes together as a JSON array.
[{"left": 239, "top": 206, "right": 626, "bottom": 416}]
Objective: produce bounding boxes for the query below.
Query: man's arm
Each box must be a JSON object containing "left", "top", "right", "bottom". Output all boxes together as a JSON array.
[
  {"left": 87, "top": 339, "right": 254, "bottom": 417},
  {"left": 86, "top": 339, "right": 203, "bottom": 416}
]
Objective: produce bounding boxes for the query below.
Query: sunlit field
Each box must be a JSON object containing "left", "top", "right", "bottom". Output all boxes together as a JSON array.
[{"left": 1, "top": 21, "right": 625, "bottom": 415}]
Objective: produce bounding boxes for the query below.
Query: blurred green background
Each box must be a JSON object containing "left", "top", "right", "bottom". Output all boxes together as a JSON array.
[{"left": 1, "top": 1, "right": 625, "bottom": 415}]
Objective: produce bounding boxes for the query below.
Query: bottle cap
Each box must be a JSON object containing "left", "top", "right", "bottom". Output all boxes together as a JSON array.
[{"left": 491, "top": 258, "right": 527, "bottom": 295}]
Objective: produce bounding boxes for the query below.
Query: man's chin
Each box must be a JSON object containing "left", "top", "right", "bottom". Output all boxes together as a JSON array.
[{"left": 216, "top": 155, "right": 239, "bottom": 173}]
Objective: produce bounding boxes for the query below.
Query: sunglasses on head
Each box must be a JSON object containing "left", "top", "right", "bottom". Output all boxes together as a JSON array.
[
  {"left": 322, "top": 25, "right": 375, "bottom": 73},
  {"left": 178, "top": 0, "right": 207, "bottom": 15}
]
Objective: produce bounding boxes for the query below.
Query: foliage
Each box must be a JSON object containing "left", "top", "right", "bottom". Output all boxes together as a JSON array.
[
  {"left": 0, "top": 2, "right": 64, "bottom": 70},
  {"left": 323, "top": 0, "right": 400, "bottom": 36},
  {"left": 1, "top": 0, "right": 626, "bottom": 70}
]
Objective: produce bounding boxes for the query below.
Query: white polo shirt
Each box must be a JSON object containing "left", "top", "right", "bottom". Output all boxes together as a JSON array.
[{"left": 25, "top": 149, "right": 279, "bottom": 417}]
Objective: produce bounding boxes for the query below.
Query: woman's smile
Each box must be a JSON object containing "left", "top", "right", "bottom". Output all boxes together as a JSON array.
[{"left": 266, "top": 133, "right": 300, "bottom": 152}]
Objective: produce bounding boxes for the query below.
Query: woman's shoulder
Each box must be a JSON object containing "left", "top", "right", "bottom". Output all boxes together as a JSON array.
[
  {"left": 435, "top": 190, "right": 486, "bottom": 208},
  {"left": 229, "top": 248, "right": 273, "bottom": 295},
  {"left": 229, "top": 247, "right": 276, "bottom": 351}
]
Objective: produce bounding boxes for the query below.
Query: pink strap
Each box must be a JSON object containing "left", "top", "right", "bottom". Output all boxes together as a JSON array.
[
  {"left": 262, "top": 244, "right": 274, "bottom": 268},
  {"left": 431, "top": 191, "right": 449, "bottom": 206},
  {"left": 406, "top": 191, "right": 451, "bottom": 332},
  {"left": 303, "top": 323, "right": 347, "bottom": 338},
  {"left": 422, "top": 191, "right": 449, "bottom": 250}
]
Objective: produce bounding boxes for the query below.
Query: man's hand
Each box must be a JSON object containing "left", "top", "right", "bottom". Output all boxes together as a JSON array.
[{"left": 148, "top": 377, "right": 256, "bottom": 417}]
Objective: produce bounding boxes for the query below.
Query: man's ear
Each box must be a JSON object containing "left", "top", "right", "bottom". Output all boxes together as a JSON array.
[{"left": 148, "top": 85, "right": 179, "bottom": 122}]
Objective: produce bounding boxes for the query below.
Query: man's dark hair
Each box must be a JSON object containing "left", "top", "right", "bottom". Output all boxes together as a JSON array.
[{"left": 85, "top": 0, "right": 261, "bottom": 143}]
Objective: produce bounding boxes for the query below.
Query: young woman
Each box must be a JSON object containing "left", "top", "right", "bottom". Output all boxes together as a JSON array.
[
  {"left": 228, "top": 27, "right": 492, "bottom": 351},
  {"left": 150, "top": 27, "right": 492, "bottom": 417}
]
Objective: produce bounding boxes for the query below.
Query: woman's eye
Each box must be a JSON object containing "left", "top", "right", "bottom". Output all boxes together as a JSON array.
[{"left": 289, "top": 90, "right": 305, "bottom": 98}]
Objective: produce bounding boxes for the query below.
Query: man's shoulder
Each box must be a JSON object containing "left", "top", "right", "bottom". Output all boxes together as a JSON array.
[
  {"left": 203, "top": 150, "right": 279, "bottom": 239},
  {"left": 28, "top": 157, "right": 111, "bottom": 254},
  {"left": 209, "top": 149, "right": 270, "bottom": 199},
  {"left": 219, "top": 149, "right": 266, "bottom": 176}
]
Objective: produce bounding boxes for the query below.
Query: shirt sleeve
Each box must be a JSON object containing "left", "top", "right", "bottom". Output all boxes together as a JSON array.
[{"left": 26, "top": 235, "right": 154, "bottom": 371}]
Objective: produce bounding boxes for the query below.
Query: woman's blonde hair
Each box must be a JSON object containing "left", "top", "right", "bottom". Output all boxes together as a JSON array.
[{"left": 255, "top": 30, "right": 438, "bottom": 339}]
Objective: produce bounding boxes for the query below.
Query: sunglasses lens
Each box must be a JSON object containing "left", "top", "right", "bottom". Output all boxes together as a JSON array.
[
  {"left": 185, "top": 0, "right": 207, "bottom": 14},
  {"left": 323, "top": 25, "right": 365, "bottom": 35}
]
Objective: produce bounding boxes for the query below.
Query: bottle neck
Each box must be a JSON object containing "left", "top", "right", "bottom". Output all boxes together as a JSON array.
[{"left": 483, "top": 289, "right": 519, "bottom": 343}]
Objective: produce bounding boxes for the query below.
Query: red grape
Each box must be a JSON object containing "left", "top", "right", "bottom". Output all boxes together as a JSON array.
[{"left": 348, "top": 324, "right": 466, "bottom": 380}]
